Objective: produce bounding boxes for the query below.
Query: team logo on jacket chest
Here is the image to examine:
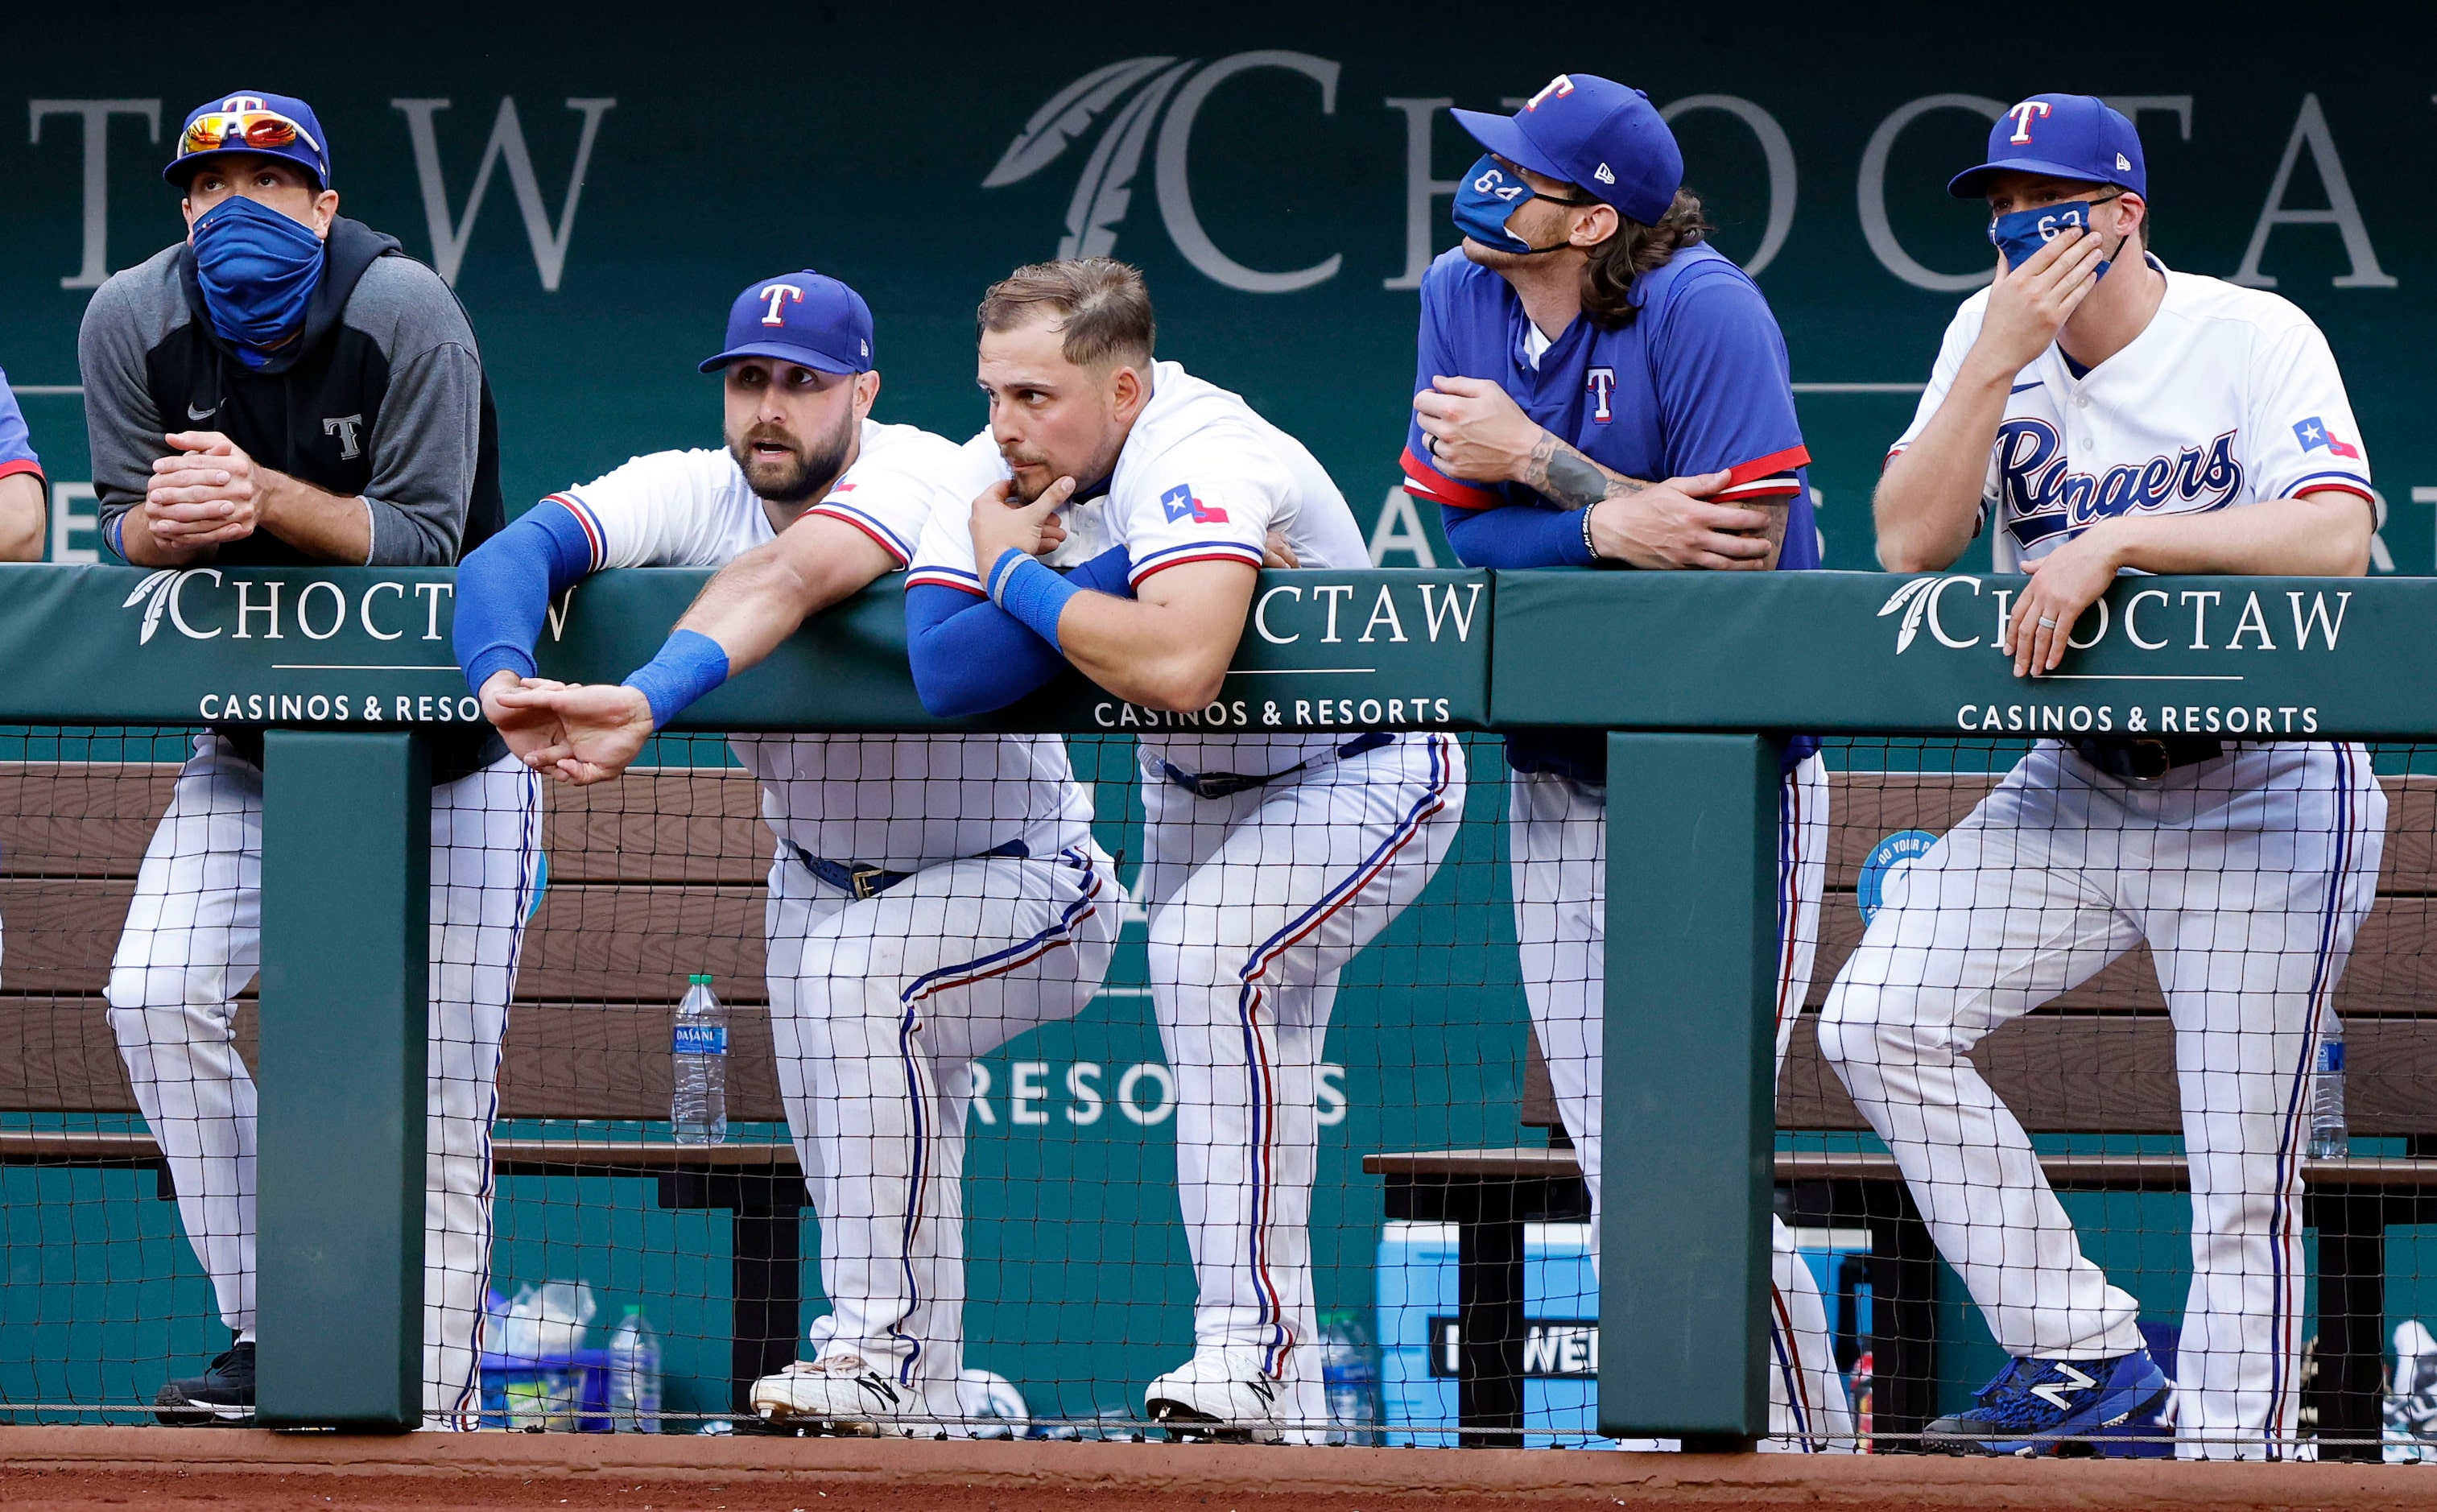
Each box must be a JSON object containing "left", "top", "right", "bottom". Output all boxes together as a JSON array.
[
  {"left": 1997, "top": 419, "right": 2242, "bottom": 550},
  {"left": 1585, "top": 366, "right": 1615, "bottom": 423}
]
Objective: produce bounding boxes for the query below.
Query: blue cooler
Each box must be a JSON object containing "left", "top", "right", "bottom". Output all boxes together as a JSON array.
[{"left": 479, "top": 1348, "right": 615, "bottom": 1431}]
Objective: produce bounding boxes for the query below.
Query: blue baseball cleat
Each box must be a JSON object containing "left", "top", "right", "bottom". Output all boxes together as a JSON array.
[{"left": 1923, "top": 1350, "right": 2170, "bottom": 1455}]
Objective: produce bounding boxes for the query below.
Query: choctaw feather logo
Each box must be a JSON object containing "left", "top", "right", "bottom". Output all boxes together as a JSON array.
[
  {"left": 981, "top": 51, "right": 1344, "bottom": 295},
  {"left": 983, "top": 56, "right": 1197, "bottom": 259},
  {"left": 122, "top": 568, "right": 221, "bottom": 645},
  {"left": 123, "top": 569, "right": 181, "bottom": 646},
  {"left": 1877, "top": 576, "right": 1937, "bottom": 654}
]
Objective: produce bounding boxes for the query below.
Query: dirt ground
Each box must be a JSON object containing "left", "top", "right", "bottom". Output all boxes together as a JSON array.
[{"left": 10, "top": 1427, "right": 2437, "bottom": 1512}]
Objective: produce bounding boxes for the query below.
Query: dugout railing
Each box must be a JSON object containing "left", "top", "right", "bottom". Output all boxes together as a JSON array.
[{"left": 2, "top": 562, "right": 2435, "bottom": 1450}]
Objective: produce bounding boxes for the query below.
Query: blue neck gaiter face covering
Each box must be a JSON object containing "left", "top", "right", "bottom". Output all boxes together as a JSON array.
[
  {"left": 1989, "top": 200, "right": 2115, "bottom": 280},
  {"left": 192, "top": 194, "right": 325, "bottom": 366}
]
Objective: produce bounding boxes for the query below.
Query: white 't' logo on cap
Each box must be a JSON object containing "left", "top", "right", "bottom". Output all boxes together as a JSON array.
[{"left": 758, "top": 283, "right": 803, "bottom": 325}]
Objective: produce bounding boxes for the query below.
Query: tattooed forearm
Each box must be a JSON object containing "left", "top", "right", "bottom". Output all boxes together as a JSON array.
[{"left": 1525, "top": 432, "right": 1651, "bottom": 510}]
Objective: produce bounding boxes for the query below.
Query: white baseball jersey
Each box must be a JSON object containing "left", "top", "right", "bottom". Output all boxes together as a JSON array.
[
  {"left": 1890, "top": 255, "right": 2374, "bottom": 572},
  {"left": 916, "top": 361, "right": 1369, "bottom": 777},
  {"left": 547, "top": 420, "right": 1093, "bottom": 869}
]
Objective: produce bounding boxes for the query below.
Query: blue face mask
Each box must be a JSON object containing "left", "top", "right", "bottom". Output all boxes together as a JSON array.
[
  {"left": 1451, "top": 155, "right": 1581, "bottom": 256},
  {"left": 192, "top": 194, "right": 326, "bottom": 361},
  {"left": 1989, "top": 200, "right": 2114, "bottom": 279}
]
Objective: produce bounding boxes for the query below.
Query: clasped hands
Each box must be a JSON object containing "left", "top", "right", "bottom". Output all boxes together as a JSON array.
[{"left": 1411, "top": 376, "right": 1771, "bottom": 570}]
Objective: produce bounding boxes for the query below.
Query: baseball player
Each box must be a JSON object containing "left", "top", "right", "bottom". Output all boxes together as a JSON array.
[
  {"left": 1400, "top": 76, "right": 1848, "bottom": 1451},
  {"left": 460, "top": 271, "right": 1118, "bottom": 1435},
  {"left": 911, "top": 257, "right": 1466, "bottom": 1443},
  {"left": 1819, "top": 94, "right": 2386, "bottom": 1458},
  {"left": 83, "top": 91, "right": 534, "bottom": 1427}
]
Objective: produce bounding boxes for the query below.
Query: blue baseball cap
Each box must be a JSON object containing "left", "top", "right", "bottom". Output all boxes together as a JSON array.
[
  {"left": 1948, "top": 94, "right": 2146, "bottom": 200},
  {"left": 1452, "top": 74, "right": 1681, "bottom": 225},
  {"left": 165, "top": 91, "right": 332, "bottom": 189},
  {"left": 700, "top": 271, "right": 874, "bottom": 375}
]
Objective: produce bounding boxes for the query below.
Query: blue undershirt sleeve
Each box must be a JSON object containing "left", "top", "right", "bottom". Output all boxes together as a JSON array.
[
  {"left": 454, "top": 501, "right": 596, "bottom": 696},
  {"left": 1063, "top": 539, "right": 1138, "bottom": 596},
  {"left": 1439, "top": 501, "right": 1596, "bottom": 569},
  {"left": 905, "top": 543, "right": 1135, "bottom": 717}
]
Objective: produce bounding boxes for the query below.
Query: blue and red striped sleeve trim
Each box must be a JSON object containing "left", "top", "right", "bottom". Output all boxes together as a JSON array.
[
  {"left": 906, "top": 564, "right": 985, "bottom": 596},
  {"left": 1400, "top": 445, "right": 1501, "bottom": 510},
  {"left": 1127, "top": 539, "right": 1264, "bottom": 587},
  {"left": 1712, "top": 444, "right": 1811, "bottom": 502},
  {"left": 543, "top": 492, "right": 606, "bottom": 570},
  {"left": 804, "top": 497, "right": 914, "bottom": 566},
  {"left": 2288, "top": 470, "right": 2373, "bottom": 505}
]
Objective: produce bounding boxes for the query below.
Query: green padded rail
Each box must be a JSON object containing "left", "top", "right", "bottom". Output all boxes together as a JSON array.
[
  {"left": 1493, "top": 568, "right": 2437, "bottom": 738},
  {"left": 0, "top": 564, "right": 1490, "bottom": 733}
]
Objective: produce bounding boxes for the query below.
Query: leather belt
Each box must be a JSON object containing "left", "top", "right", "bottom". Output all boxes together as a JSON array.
[
  {"left": 786, "top": 837, "right": 1030, "bottom": 900},
  {"left": 1159, "top": 730, "right": 1398, "bottom": 800},
  {"left": 2069, "top": 735, "right": 2227, "bottom": 783}
]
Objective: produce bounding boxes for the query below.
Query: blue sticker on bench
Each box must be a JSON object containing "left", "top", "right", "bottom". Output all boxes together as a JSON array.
[{"left": 1857, "top": 829, "right": 1939, "bottom": 926}]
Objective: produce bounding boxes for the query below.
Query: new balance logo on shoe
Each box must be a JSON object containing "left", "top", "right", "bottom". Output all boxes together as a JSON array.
[{"left": 2028, "top": 1361, "right": 2096, "bottom": 1411}]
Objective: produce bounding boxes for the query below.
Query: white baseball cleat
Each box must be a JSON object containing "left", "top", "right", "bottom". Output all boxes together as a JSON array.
[
  {"left": 1144, "top": 1353, "right": 1286, "bottom": 1443},
  {"left": 750, "top": 1355, "right": 926, "bottom": 1436}
]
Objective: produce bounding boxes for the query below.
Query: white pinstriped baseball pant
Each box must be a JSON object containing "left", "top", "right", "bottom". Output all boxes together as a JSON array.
[
  {"left": 1513, "top": 752, "right": 1853, "bottom": 1451},
  {"left": 1141, "top": 733, "right": 1467, "bottom": 1439},
  {"left": 105, "top": 733, "right": 539, "bottom": 1425},
  {"left": 765, "top": 839, "right": 1119, "bottom": 1417},
  {"left": 1820, "top": 741, "right": 2385, "bottom": 1458}
]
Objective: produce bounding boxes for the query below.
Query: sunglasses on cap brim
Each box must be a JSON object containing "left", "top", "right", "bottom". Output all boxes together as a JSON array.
[{"left": 178, "top": 109, "right": 324, "bottom": 163}]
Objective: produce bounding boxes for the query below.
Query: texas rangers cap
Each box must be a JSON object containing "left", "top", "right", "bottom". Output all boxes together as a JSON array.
[
  {"left": 1452, "top": 75, "right": 1682, "bottom": 225},
  {"left": 1948, "top": 94, "right": 2146, "bottom": 200},
  {"left": 700, "top": 271, "right": 874, "bottom": 375},
  {"left": 165, "top": 91, "right": 333, "bottom": 189}
]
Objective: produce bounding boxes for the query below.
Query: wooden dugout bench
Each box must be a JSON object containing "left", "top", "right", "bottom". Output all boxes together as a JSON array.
[
  {"left": 9, "top": 758, "right": 2437, "bottom": 1445},
  {"left": 1369, "top": 767, "right": 2437, "bottom": 1457}
]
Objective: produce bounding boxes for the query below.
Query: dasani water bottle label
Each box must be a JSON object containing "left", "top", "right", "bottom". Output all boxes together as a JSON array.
[{"left": 672, "top": 1023, "right": 728, "bottom": 1056}]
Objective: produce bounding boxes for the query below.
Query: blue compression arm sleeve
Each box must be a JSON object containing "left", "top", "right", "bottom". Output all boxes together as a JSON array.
[
  {"left": 906, "top": 543, "right": 1134, "bottom": 717},
  {"left": 1439, "top": 501, "right": 1596, "bottom": 570},
  {"left": 989, "top": 550, "right": 1081, "bottom": 647},
  {"left": 622, "top": 628, "right": 730, "bottom": 729},
  {"left": 455, "top": 501, "right": 596, "bottom": 696}
]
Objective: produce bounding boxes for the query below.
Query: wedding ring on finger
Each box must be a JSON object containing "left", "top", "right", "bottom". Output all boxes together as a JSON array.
[{"left": 2037, "top": 616, "right": 2059, "bottom": 629}]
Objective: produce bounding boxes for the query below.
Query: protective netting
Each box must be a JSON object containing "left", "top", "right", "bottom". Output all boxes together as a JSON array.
[
  {"left": 1781, "top": 736, "right": 2428, "bottom": 1462},
  {"left": 3, "top": 729, "right": 2436, "bottom": 1462}
]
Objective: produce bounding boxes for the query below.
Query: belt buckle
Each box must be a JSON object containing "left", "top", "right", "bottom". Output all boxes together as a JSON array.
[
  {"left": 849, "top": 865, "right": 887, "bottom": 901},
  {"left": 2126, "top": 739, "right": 2173, "bottom": 783}
]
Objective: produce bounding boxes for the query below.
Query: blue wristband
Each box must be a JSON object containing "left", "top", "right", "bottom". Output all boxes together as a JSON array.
[
  {"left": 988, "top": 548, "right": 1080, "bottom": 651},
  {"left": 621, "top": 628, "right": 730, "bottom": 729}
]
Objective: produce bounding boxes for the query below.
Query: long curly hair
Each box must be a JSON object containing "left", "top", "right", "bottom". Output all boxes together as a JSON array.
[{"left": 1580, "top": 188, "right": 1715, "bottom": 331}]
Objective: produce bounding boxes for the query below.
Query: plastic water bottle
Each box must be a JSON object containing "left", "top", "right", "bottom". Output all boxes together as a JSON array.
[
  {"left": 1319, "top": 1312, "right": 1382, "bottom": 1446},
  {"left": 2309, "top": 1014, "right": 2348, "bottom": 1159},
  {"left": 608, "top": 1306, "right": 662, "bottom": 1433},
  {"left": 671, "top": 974, "right": 728, "bottom": 1145}
]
